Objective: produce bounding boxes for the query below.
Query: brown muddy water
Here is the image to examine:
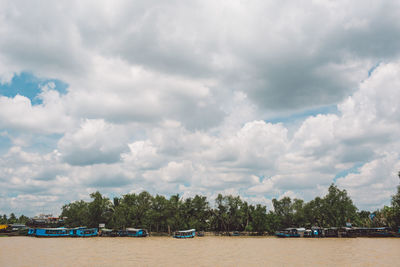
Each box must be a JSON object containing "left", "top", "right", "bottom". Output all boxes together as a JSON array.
[{"left": 1, "top": 236, "right": 400, "bottom": 266}]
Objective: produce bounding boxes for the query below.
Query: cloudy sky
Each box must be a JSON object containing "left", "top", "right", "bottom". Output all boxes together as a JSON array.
[{"left": 1, "top": 0, "right": 400, "bottom": 216}]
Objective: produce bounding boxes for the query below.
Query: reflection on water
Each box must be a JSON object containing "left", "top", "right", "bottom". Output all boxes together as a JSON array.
[{"left": 1, "top": 236, "right": 400, "bottom": 266}]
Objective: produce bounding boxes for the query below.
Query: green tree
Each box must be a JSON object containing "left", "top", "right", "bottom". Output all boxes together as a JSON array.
[
  {"left": 303, "top": 197, "right": 324, "bottom": 227},
  {"left": 292, "top": 199, "right": 305, "bottom": 227},
  {"left": 322, "top": 184, "right": 358, "bottom": 227},
  {"left": 149, "top": 194, "right": 169, "bottom": 232},
  {"left": 87, "top": 191, "right": 112, "bottom": 228},
  {"left": 357, "top": 210, "right": 372, "bottom": 227},
  {"left": 265, "top": 211, "right": 280, "bottom": 234},
  {"left": 191, "top": 195, "right": 211, "bottom": 230},
  {"left": 213, "top": 194, "right": 229, "bottom": 232},
  {"left": 167, "top": 194, "right": 184, "bottom": 231},
  {"left": 8, "top": 213, "right": 17, "bottom": 224},
  {"left": 0, "top": 214, "right": 7, "bottom": 224},
  {"left": 248, "top": 204, "right": 267, "bottom": 234},
  {"left": 61, "top": 200, "right": 89, "bottom": 227},
  {"left": 390, "top": 171, "right": 400, "bottom": 228},
  {"left": 110, "top": 196, "right": 128, "bottom": 229},
  {"left": 272, "top": 197, "right": 294, "bottom": 229},
  {"left": 17, "top": 215, "right": 30, "bottom": 224}
]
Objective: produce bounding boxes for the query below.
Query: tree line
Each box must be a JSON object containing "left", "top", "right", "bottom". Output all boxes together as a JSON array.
[
  {"left": 2, "top": 183, "right": 400, "bottom": 234},
  {"left": 58, "top": 183, "right": 400, "bottom": 234},
  {"left": 0, "top": 213, "right": 29, "bottom": 225}
]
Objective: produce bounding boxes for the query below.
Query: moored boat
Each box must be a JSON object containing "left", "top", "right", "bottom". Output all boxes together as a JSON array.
[
  {"left": 173, "top": 229, "right": 196, "bottom": 238},
  {"left": 368, "top": 227, "right": 394, "bottom": 237},
  {"left": 232, "top": 231, "right": 240, "bottom": 236},
  {"left": 99, "top": 228, "right": 118, "bottom": 237},
  {"left": 70, "top": 227, "right": 98, "bottom": 237},
  {"left": 323, "top": 228, "right": 339, "bottom": 237},
  {"left": 29, "top": 227, "right": 70, "bottom": 237},
  {"left": 275, "top": 228, "right": 300, "bottom": 238},
  {"left": 119, "top": 228, "right": 148, "bottom": 237}
]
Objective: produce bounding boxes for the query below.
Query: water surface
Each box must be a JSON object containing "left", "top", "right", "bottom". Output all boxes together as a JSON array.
[{"left": 1, "top": 236, "right": 399, "bottom": 266}]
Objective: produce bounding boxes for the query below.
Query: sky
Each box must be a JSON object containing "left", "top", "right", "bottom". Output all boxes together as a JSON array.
[{"left": 1, "top": 0, "right": 400, "bottom": 216}]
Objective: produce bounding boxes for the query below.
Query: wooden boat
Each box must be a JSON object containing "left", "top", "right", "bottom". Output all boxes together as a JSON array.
[
  {"left": 70, "top": 227, "right": 98, "bottom": 237},
  {"left": 275, "top": 228, "right": 300, "bottom": 238},
  {"left": 366, "top": 227, "right": 393, "bottom": 237},
  {"left": 173, "top": 229, "right": 196, "bottom": 238},
  {"left": 303, "top": 229, "right": 313, "bottom": 237},
  {"left": 0, "top": 224, "right": 8, "bottom": 232},
  {"left": 196, "top": 231, "right": 205, "bottom": 237},
  {"left": 232, "top": 231, "right": 240, "bottom": 236},
  {"left": 323, "top": 228, "right": 339, "bottom": 237},
  {"left": 29, "top": 227, "right": 70, "bottom": 237},
  {"left": 99, "top": 228, "right": 119, "bottom": 237},
  {"left": 118, "top": 228, "right": 148, "bottom": 237},
  {"left": 28, "top": 227, "right": 98, "bottom": 237}
]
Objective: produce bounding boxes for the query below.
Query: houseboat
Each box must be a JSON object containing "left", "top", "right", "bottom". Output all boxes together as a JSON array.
[
  {"left": 197, "top": 231, "right": 205, "bottom": 237},
  {"left": 99, "top": 228, "right": 118, "bottom": 237},
  {"left": 323, "top": 228, "right": 339, "bottom": 237},
  {"left": 275, "top": 228, "right": 300, "bottom": 238},
  {"left": 368, "top": 227, "right": 393, "bottom": 237},
  {"left": 119, "top": 228, "right": 148, "bottom": 237},
  {"left": 70, "top": 227, "right": 98, "bottom": 237},
  {"left": 303, "top": 229, "right": 313, "bottom": 237},
  {"left": 29, "top": 227, "right": 70, "bottom": 237},
  {"left": 232, "top": 231, "right": 240, "bottom": 236},
  {"left": 173, "top": 229, "right": 196, "bottom": 238}
]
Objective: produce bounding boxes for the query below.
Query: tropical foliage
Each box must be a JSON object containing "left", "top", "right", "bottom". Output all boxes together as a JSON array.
[{"left": 3, "top": 181, "right": 400, "bottom": 234}]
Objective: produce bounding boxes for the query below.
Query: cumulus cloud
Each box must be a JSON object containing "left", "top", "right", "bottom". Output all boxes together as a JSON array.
[
  {"left": 0, "top": 1, "right": 400, "bottom": 215},
  {"left": 58, "top": 119, "right": 129, "bottom": 165},
  {"left": 0, "top": 86, "right": 73, "bottom": 134}
]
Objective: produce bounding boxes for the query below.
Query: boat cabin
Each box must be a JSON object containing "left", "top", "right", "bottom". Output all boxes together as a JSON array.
[
  {"left": 275, "top": 228, "right": 300, "bottom": 238},
  {"left": 119, "top": 228, "right": 148, "bottom": 237},
  {"left": 70, "top": 227, "right": 98, "bottom": 237},
  {"left": 32, "top": 227, "right": 70, "bottom": 237},
  {"left": 173, "top": 229, "right": 196, "bottom": 238}
]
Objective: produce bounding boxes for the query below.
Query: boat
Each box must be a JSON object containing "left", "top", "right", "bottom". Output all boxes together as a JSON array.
[
  {"left": 196, "top": 231, "right": 205, "bottom": 237},
  {"left": 232, "top": 231, "right": 240, "bottom": 236},
  {"left": 28, "top": 227, "right": 98, "bottom": 237},
  {"left": 99, "top": 228, "right": 119, "bottom": 237},
  {"left": 0, "top": 224, "right": 8, "bottom": 232},
  {"left": 323, "top": 228, "right": 339, "bottom": 237},
  {"left": 275, "top": 228, "right": 300, "bottom": 238},
  {"left": 29, "top": 227, "right": 70, "bottom": 237},
  {"left": 303, "top": 229, "right": 313, "bottom": 237},
  {"left": 173, "top": 229, "right": 196, "bottom": 238},
  {"left": 70, "top": 227, "right": 98, "bottom": 237},
  {"left": 366, "top": 227, "right": 393, "bottom": 237},
  {"left": 119, "top": 228, "right": 148, "bottom": 237}
]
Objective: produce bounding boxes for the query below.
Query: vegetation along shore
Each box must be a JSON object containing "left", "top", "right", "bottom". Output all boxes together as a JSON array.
[{"left": 2, "top": 179, "right": 400, "bottom": 236}]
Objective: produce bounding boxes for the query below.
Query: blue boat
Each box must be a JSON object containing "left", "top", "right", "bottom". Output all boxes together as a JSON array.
[
  {"left": 29, "top": 227, "right": 70, "bottom": 237},
  {"left": 367, "top": 227, "right": 393, "bottom": 237},
  {"left": 173, "top": 229, "right": 196, "bottom": 238},
  {"left": 118, "top": 228, "right": 148, "bottom": 237},
  {"left": 232, "top": 231, "right": 240, "bottom": 236},
  {"left": 70, "top": 227, "right": 98, "bottom": 237},
  {"left": 275, "top": 228, "right": 300, "bottom": 238}
]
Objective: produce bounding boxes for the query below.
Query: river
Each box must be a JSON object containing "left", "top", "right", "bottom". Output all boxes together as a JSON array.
[{"left": 1, "top": 236, "right": 399, "bottom": 266}]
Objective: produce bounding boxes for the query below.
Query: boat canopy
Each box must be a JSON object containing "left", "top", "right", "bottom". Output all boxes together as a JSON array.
[
  {"left": 176, "top": 229, "right": 195, "bottom": 233},
  {"left": 126, "top": 228, "right": 145, "bottom": 231}
]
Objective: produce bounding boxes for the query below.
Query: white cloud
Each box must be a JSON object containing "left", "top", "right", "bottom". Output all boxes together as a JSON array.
[
  {"left": 58, "top": 119, "right": 129, "bottom": 165},
  {"left": 0, "top": 88, "right": 73, "bottom": 134},
  {"left": 1, "top": 1, "right": 400, "bottom": 215}
]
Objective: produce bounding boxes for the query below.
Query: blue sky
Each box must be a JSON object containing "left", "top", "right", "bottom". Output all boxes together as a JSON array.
[{"left": 0, "top": 72, "right": 68, "bottom": 105}]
